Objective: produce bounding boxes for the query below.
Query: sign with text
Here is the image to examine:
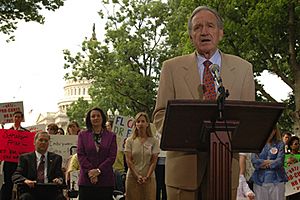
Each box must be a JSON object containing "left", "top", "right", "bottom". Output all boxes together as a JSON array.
[
  {"left": 113, "top": 115, "right": 134, "bottom": 151},
  {"left": 0, "top": 101, "right": 24, "bottom": 123},
  {"left": 48, "top": 135, "right": 78, "bottom": 167},
  {"left": 285, "top": 162, "right": 300, "bottom": 196},
  {"left": 0, "top": 129, "right": 35, "bottom": 162},
  {"left": 26, "top": 124, "right": 46, "bottom": 134}
]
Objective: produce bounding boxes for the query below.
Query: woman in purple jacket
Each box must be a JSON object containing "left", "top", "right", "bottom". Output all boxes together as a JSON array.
[{"left": 77, "top": 107, "right": 117, "bottom": 200}]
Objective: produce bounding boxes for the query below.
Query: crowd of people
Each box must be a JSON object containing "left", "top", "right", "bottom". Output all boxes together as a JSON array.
[
  {"left": 0, "top": 109, "right": 163, "bottom": 200},
  {"left": 1, "top": 110, "right": 299, "bottom": 200},
  {"left": 1, "top": 4, "right": 300, "bottom": 200}
]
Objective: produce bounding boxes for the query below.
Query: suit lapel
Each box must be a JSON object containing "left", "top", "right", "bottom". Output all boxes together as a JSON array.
[
  {"left": 220, "top": 53, "right": 235, "bottom": 93},
  {"left": 47, "top": 152, "right": 53, "bottom": 178},
  {"left": 30, "top": 153, "right": 38, "bottom": 178},
  {"left": 183, "top": 52, "right": 202, "bottom": 99}
]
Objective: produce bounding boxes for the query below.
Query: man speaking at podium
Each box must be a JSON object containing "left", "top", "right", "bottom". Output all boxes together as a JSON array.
[
  {"left": 153, "top": 6, "right": 255, "bottom": 200},
  {"left": 12, "top": 132, "right": 65, "bottom": 200}
]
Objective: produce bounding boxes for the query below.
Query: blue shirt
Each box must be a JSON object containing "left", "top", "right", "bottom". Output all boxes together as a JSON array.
[
  {"left": 251, "top": 141, "right": 288, "bottom": 186},
  {"left": 196, "top": 50, "right": 221, "bottom": 84}
]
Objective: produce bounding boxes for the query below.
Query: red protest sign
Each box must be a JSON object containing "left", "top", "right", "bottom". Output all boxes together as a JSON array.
[{"left": 0, "top": 129, "right": 35, "bottom": 162}]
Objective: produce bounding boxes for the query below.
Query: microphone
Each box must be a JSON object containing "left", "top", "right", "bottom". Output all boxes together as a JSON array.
[{"left": 209, "top": 64, "right": 222, "bottom": 87}]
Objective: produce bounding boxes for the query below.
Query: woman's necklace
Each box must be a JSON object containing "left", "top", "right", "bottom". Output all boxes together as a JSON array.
[{"left": 93, "top": 129, "right": 103, "bottom": 144}]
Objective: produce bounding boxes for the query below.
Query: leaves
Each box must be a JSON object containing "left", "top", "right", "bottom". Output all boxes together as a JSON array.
[
  {"left": 64, "top": 0, "right": 170, "bottom": 118},
  {"left": 64, "top": 0, "right": 299, "bottom": 131},
  {"left": 0, "top": 0, "right": 65, "bottom": 42}
]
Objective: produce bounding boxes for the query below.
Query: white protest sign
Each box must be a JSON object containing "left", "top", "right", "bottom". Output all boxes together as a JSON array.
[
  {"left": 285, "top": 162, "right": 300, "bottom": 196},
  {"left": 26, "top": 124, "right": 46, "bottom": 134},
  {"left": 0, "top": 101, "right": 24, "bottom": 123},
  {"left": 113, "top": 115, "right": 133, "bottom": 151},
  {"left": 48, "top": 135, "right": 78, "bottom": 167}
]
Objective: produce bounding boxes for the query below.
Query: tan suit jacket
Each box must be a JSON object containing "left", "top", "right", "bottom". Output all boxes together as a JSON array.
[{"left": 153, "top": 52, "right": 255, "bottom": 190}]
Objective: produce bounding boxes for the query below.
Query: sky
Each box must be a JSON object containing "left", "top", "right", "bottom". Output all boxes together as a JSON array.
[
  {"left": 0, "top": 0, "right": 293, "bottom": 127},
  {"left": 0, "top": 0, "right": 106, "bottom": 126}
]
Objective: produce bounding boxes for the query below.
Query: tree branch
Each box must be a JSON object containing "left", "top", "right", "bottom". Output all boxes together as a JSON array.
[{"left": 255, "top": 81, "right": 277, "bottom": 102}]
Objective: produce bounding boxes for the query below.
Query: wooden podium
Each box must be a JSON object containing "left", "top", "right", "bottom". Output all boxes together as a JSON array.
[{"left": 160, "top": 100, "right": 285, "bottom": 200}]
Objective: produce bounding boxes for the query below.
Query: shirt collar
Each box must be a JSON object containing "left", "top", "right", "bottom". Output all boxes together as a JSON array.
[
  {"left": 13, "top": 125, "right": 22, "bottom": 130},
  {"left": 197, "top": 49, "right": 222, "bottom": 67},
  {"left": 35, "top": 151, "right": 48, "bottom": 160}
]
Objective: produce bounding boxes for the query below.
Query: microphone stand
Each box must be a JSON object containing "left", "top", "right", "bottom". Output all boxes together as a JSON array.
[{"left": 217, "top": 83, "right": 229, "bottom": 121}]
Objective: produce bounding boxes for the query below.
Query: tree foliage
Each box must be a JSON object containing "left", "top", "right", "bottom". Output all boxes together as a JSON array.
[
  {"left": 0, "top": 0, "right": 65, "bottom": 41},
  {"left": 66, "top": 97, "right": 90, "bottom": 128},
  {"left": 64, "top": 0, "right": 299, "bottom": 132},
  {"left": 166, "top": 0, "right": 299, "bottom": 132},
  {"left": 64, "top": 0, "right": 170, "bottom": 118}
]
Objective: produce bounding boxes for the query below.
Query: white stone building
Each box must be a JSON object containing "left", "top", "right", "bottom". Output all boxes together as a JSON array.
[{"left": 36, "top": 79, "right": 92, "bottom": 131}]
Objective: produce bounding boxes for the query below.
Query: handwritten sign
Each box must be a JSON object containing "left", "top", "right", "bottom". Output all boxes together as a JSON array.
[
  {"left": 0, "top": 101, "right": 24, "bottom": 123},
  {"left": 0, "top": 129, "right": 35, "bottom": 162},
  {"left": 113, "top": 115, "right": 133, "bottom": 151},
  {"left": 48, "top": 135, "right": 78, "bottom": 167},
  {"left": 285, "top": 162, "right": 300, "bottom": 196},
  {"left": 26, "top": 124, "right": 46, "bottom": 134}
]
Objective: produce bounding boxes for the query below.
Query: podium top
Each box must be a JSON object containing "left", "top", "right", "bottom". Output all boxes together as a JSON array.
[{"left": 161, "top": 100, "right": 285, "bottom": 153}]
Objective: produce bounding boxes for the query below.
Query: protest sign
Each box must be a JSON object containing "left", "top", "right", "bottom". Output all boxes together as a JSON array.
[
  {"left": 26, "top": 124, "right": 46, "bottom": 134},
  {"left": 113, "top": 115, "right": 133, "bottom": 151},
  {"left": 0, "top": 101, "right": 24, "bottom": 123},
  {"left": 0, "top": 129, "right": 35, "bottom": 162},
  {"left": 285, "top": 162, "right": 300, "bottom": 196},
  {"left": 48, "top": 135, "right": 78, "bottom": 167}
]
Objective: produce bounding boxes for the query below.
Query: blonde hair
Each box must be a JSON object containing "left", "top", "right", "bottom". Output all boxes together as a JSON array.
[
  {"left": 268, "top": 125, "right": 281, "bottom": 144},
  {"left": 130, "top": 112, "right": 153, "bottom": 140}
]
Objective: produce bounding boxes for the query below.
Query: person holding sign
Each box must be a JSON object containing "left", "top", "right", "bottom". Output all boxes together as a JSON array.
[
  {"left": 285, "top": 136, "right": 300, "bottom": 167},
  {"left": 0, "top": 111, "right": 29, "bottom": 200},
  {"left": 77, "top": 107, "right": 117, "bottom": 200},
  {"left": 12, "top": 131, "right": 65, "bottom": 200},
  {"left": 284, "top": 135, "right": 300, "bottom": 200},
  {"left": 251, "top": 126, "right": 288, "bottom": 200},
  {"left": 124, "top": 112, "right": 160, "bottom": 200}
]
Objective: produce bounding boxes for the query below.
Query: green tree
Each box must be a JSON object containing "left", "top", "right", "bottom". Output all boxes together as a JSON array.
[
  {"left": 166, "top": 0, "right": 299, "bottom": 133},
  {"left": 64, "top": 0, "right": 170, "bottom": 117},
  {"left": 66, "top": 97, "right": 90, "bottom": 128},
  {"left": 0, "top": 0, "right": 65, "bottom": 41},
  {"left": 64, "top": 0, "right": 299, "bottom": 133}
]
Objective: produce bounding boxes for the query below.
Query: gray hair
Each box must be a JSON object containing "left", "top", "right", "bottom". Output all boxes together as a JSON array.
[{"left": 188, "top": 6, "right": 224, "bottom": 36}]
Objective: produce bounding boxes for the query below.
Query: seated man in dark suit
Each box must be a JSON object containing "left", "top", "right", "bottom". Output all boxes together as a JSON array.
[{"left": 12, "top": 131, "right": 66, "bottom": 200}]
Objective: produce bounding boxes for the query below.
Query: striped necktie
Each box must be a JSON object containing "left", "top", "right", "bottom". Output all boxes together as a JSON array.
[{"left": 37, "top": 154, "right": 45, "bottom": 183}]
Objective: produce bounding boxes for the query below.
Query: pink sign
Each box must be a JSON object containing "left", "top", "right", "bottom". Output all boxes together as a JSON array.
[{"left": 0, "top": 129, "right": 35, "bottom": 162}]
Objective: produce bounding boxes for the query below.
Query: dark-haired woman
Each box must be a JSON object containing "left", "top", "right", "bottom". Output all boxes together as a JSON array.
[{"left": 77, "top": 107, "right": 117, "bottom": 200}]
